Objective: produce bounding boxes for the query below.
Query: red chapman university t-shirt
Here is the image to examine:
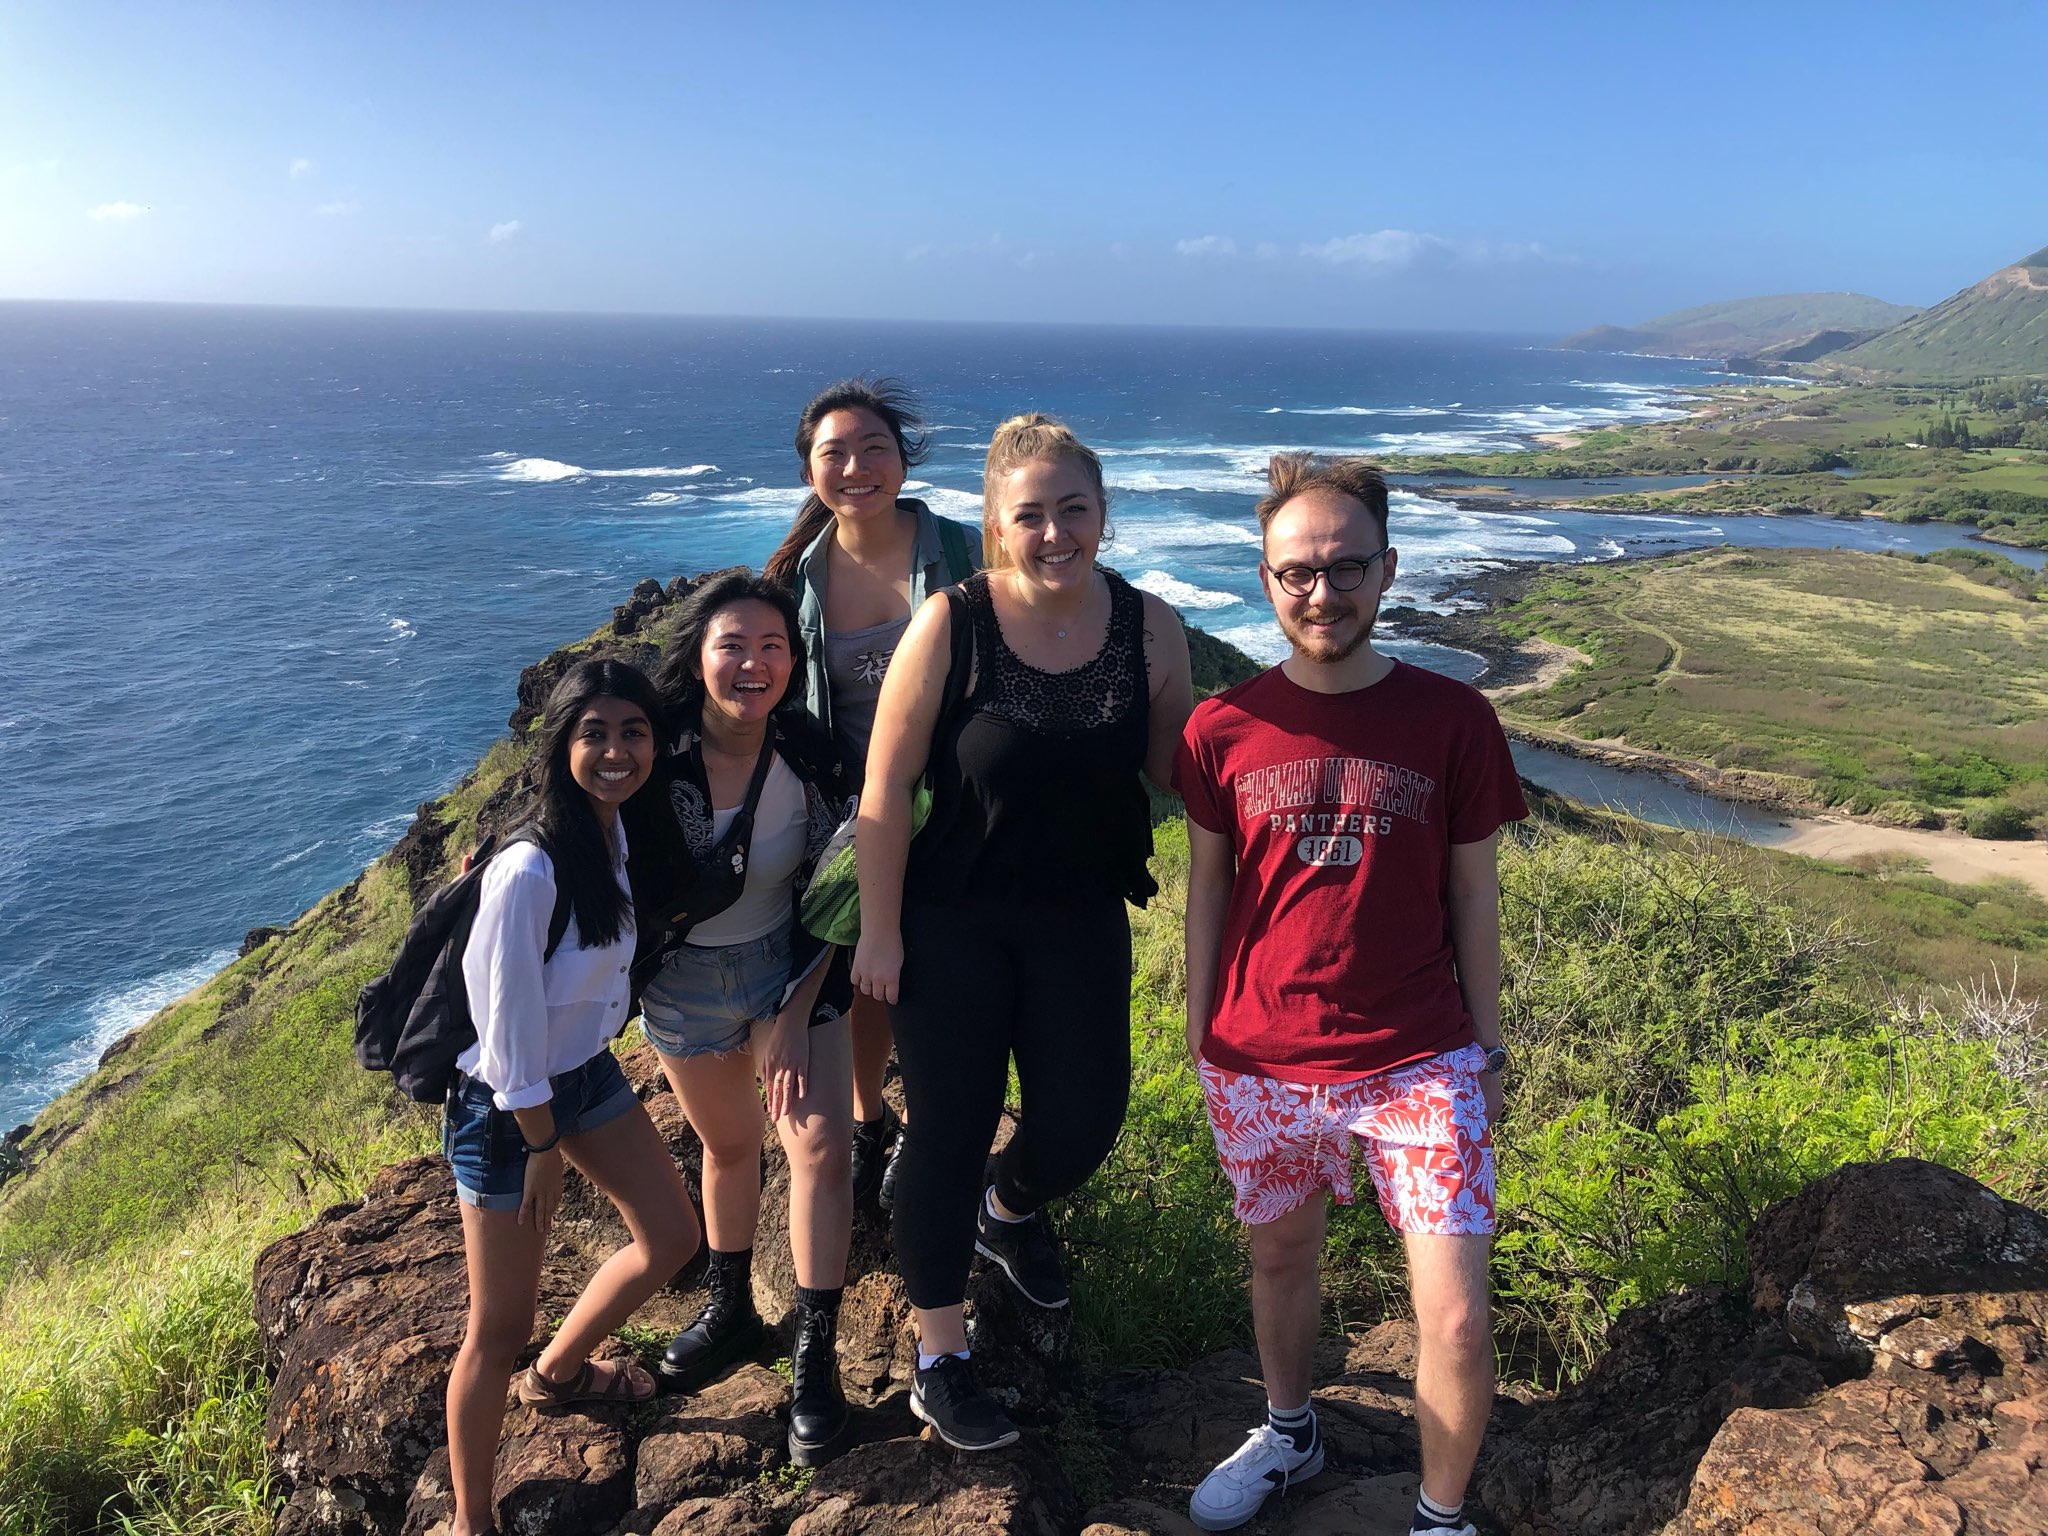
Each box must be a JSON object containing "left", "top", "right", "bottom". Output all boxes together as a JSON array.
[{"left": 1173, "top": 660, "right": 1529, "bottom": 1083}]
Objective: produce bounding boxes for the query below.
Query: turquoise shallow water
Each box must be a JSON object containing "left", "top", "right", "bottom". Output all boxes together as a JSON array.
[{"left": 0, "top": 302, "right": 2025, "bottom": 1124}]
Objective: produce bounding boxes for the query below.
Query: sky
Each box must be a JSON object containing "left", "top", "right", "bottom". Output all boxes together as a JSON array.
[{"left": 2, "top": 1, "right": 2044, "bottom": 333}]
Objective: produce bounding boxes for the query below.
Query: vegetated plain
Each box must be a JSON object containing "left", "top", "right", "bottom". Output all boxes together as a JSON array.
[
  {"left": 1395, "top": 378, "right": 2048, "bottom": 549},
  {"left": 1, "top": 604, "right": 2043, "bottom": 1533},
  {"left": 1489, "top": 545, "right": 2048, "bottom": 836}
]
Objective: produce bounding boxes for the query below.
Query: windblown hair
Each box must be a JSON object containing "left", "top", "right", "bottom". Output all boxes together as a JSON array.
[
  {"left": 979, "top": 412, "right": 1109, "bottom": 570},
  {"left": 651, "top": 569, "right": 807, "bottom": 726},
  {"left": 762, "top": 377, "right": 931, "bottom": 588},
  {"left": 531, "top": 658, "right": 666, "bottom": 950},
  {"left": 1255, "top": 454, "right": 1390, "bottom": 543}
]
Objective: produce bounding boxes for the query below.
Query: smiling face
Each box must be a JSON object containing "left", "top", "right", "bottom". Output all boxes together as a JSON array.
[
  {"left": 1259, "top": 489, "right": 1398, "bottom": 665},
  {"left": 989, "top": 455, "right": 1105, "bottom": 593},
  {"left": 805, "top": 406, "right": 907, "bottom": 522},
  {"left": 695, "top": 598, "right": 794, "bottom": 727},
  {"left": 567, "top": 694, "right": 657, "bottom": 813}
]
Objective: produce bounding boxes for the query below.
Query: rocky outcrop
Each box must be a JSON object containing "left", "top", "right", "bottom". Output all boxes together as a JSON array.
[
  {"left": 1481, "top": 1158, "right": 2048, "bottom": 1536},
  {"left": 254, "top": 1047, "right": 1083, "bottom": 1536},
  {"left": 258, "top": 1075, "right": 2045, "bottom": 1536}
]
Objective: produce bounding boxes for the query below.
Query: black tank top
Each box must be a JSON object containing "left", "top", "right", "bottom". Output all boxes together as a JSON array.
[{"left": 909, "top": 569, "right": 1156, "bottom": 907}]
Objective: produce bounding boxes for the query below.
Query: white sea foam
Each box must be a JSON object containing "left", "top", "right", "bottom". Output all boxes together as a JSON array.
[
  {"left": 697, "top": 486, "right": 813, "bottom": 516},
  {"left": 494, "top": 457, "right": 718, "bottom": 484},
  {"left": 1108, "top": 465, "right": 1268, "bottom": 496},
  {"left": 386, "top": 617, "right": 415, "bottom": 638},
  {"left": 52, "top": 947, "right": 240, "bottom": 1092},
  {"left": 1207, "top": 621, "right": 1289, "bottom": 665},
  {"left": 634, "top": 492, "right": 687, "bottom": 506},
  {"left": 1266, "top": 405, "right": 1454, "bottom": 417},
  {"left": 1116, "top": 513, "right": 1263, "bottom": 549},
  {"left": 1132, "top": 571, "right": 1243, "bottom": 610},
  {"left": 499, "top": 457, "right": 584, "bottom": 482},
  {"left": 901, "top": 481, "right": 985, "bottom": 519}
]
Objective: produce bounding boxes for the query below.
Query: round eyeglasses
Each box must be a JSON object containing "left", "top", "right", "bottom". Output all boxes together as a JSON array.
[{"left": 1267, "top": 549, "right": 1388, "bottom": 597}]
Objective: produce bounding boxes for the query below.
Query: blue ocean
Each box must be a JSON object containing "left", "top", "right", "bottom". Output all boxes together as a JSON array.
[{"left": 0, "top": 303, "right": 2025, "bottom": 1126}]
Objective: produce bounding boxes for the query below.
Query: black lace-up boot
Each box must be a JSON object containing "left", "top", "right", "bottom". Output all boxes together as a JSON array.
[
  {"left": 850, "top": 1102, "right": 900, "bottom": 1205},
  {"left": 786, "top": 1286, "right": 850, "bottom": 1465},
  {"left": 659, "top": 1246, "right": 762, "bottom": 1391}
]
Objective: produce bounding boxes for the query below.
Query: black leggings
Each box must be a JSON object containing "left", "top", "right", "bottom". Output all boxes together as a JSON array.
[{"left": 887, "top": 893, "right": 1133, "bottom": 1311}]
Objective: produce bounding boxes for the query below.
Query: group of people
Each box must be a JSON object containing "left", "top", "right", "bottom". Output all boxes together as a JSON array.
[{"left": 436, "top": 377, "right": 1525, "bottom": 1536}]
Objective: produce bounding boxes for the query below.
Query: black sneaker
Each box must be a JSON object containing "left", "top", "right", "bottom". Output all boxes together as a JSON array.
[
  {"left": 974, "top": 1191, "right": 1070, "bottom": 1308},
  {"left": 909, "top": 1354, "right": 1020, "bottom": 1452},
  {"left": 786, "top": 1301, "right": 851, "bottom": 1467},
  {"left": 658, "top": 1292, "right": 762, "bottom": 1391},
  {"left": 850, "top": 1103, "right": 900, "bottom": 1205}
]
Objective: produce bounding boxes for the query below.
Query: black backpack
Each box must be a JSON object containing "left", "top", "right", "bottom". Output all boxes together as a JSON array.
[{"left": 355, "top": 827, "right": 571, "bottom": 1103}]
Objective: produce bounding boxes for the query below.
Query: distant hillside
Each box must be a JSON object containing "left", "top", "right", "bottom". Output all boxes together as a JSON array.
[
  {"left": 1558, "top": 293, "right": 1917, "bottom": 361},
  {"left": 1833, "top": 247, "right": 2048, "bottom": 379}
]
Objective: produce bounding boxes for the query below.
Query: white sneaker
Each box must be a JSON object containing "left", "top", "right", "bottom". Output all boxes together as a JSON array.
[{"left": 1188, "top": 1420, "right": 1324, "bottom": 1532}]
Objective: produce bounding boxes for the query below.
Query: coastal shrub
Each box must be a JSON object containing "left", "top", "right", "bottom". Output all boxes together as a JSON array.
[{"left": 1964, "top": 801, "right": 2036, "bottom": 840}]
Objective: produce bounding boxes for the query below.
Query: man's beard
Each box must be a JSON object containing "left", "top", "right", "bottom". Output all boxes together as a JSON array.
[{"left": 1278, "top": 603, "right": 1372, "bottom": 663}]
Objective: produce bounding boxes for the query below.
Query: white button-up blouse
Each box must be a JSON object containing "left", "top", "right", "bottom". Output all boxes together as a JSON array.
[{"left": 456, "top": 817, "right": 634, "bottom": 1111}]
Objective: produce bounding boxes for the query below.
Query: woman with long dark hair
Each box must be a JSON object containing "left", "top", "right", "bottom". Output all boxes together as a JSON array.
[
  {"left": 443, "top": 658, "right": 699, "bottom": 1536},
  {"left": 852, "top": 414, "right": 1193, "bottom": 1451},
  {"left": 763, "top": 378, "right": 978, "bottom": 1210},
  {"left": 624, "top": 571, "right": 860, "bottom": 1466}
]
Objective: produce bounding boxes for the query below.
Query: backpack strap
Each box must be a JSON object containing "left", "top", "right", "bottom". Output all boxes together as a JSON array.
[
  {"left": 936, "top": 515, "right": 977, "bottom": 585},
  {"left": 503, "top": 827, "right": 576, "bottom": 961}
]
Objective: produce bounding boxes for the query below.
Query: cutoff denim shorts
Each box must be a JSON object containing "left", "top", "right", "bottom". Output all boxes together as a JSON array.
[
  {"left": 441, "top": 1047, "right": 637, "bottom": 1212},
  {"left": 639, "top": 920, "right": 793, "bottom": 1061}
]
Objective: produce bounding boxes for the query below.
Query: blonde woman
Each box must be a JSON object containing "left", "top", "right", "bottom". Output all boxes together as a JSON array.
[{"left": 851, "top": 414, "right": 1192, "bottom": 1449}]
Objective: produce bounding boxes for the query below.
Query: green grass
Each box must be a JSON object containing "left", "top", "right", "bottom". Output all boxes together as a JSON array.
[
  {"left": 0, "top": 1211, "right": 276, "bottom": 1534},
  {"left": 1492, "top": 546, "right": 2048, "bottom": 823}
]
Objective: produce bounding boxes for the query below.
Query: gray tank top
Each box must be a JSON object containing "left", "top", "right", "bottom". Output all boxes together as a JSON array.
[{"left": 822, "top": 613, "right": 911, "bottom": 770}]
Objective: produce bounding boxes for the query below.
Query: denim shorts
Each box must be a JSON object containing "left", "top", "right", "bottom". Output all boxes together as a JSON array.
[
  {"left": 441, "top": 1048, "right": 638, "bottom": 1212},
  {"left": 639, "top": 922, "right": 793, "bottom": 1060}
]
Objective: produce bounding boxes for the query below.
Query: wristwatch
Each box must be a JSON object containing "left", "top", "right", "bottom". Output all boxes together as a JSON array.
[{"left": 1481, "top": 1044, "right": 1508, "bottom": 1075}]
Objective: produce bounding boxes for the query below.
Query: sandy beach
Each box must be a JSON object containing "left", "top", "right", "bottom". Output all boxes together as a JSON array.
[{"left": 1766, "top": 817, "right": 2048, "bottom": 898}]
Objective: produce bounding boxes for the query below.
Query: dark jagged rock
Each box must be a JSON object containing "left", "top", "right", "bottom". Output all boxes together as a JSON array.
[
  {"left": 1480, "top": 1158, "right": 2048, "bottom": 1536},
  {"left": 398, "top": 1398, "right": 634, "bottom": 1536},
  {"left": 1747, "top": 1155, "right": 2048, "bottom": 1367},
  {"left": 240, "top": 924, "right": 288, "bottom": 957},
  {"left": 258, "top": 1048, "right": 1098, "bottom": 1534},
  {"left": 790, "top": 1434, "right": 1078, "bottom": 1536},
  {"left": 389, "top": 802, "right": 456, "bottom": 902}
]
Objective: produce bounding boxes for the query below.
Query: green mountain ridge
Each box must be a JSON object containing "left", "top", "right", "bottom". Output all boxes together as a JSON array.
[
  {"left": 1557, "top": 292, "right": 1918, "bottom": 359},
  {"left": 1833, "top": 250, "right": 2048, "bottom": 378}
]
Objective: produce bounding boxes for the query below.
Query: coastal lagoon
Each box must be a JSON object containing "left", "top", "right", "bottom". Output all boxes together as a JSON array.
[{"left": 0, "top": 303, "right": 2030, "bottom": 1124}]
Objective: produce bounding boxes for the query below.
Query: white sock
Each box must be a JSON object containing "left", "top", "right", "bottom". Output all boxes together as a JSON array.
[
  {"left": 917, "top": 1348, "right": 971, "bottom": 1371},
  {"left": 984, "top": 1186, "right": 1030, "bottom": 1224}
]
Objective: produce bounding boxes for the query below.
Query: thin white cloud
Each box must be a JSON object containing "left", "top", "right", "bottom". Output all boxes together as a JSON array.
[
  {"left": 88, "top": 201, "right": 148, "bottom": 221},
  {"left": 1302, "top": 229, "right": 1446, "bottom": 267},
  {"left": 487, "top": 219, "right": 522, "bottom": 243},
  {"left": 289, "top": 158, "right": 314, "bottom": 179},
  {"left": 314, "top": 200, "right": 360, "bottom": 217},
  {"left": 1175, "top": 235, "right": 1238, "bottom": 258},
  {"left": 1301, "top": 229, "right": 1574, "bottom": 270}
]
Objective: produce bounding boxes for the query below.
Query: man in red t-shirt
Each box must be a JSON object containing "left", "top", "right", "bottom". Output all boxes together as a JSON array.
[{"left": 1172, "top": 456, "right": 1527, "bottom": 1536}]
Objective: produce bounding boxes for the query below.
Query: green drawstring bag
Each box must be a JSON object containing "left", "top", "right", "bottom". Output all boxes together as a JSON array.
[
  {"left": 798, "top": 783, "right": 932, "bottom": 948},
  {"left": 797, "top": 591, "right": 970, "bottom": 948}
]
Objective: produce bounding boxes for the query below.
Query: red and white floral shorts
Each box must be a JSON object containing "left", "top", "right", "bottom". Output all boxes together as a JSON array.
[{"left": 1198, "top": 1043, "right": 1495, "bottom": 1233}]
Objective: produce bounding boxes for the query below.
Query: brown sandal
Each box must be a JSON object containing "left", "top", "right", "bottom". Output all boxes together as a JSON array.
[{"left": 516, "top": 1356, "right": 654, "bottom": 1408}]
